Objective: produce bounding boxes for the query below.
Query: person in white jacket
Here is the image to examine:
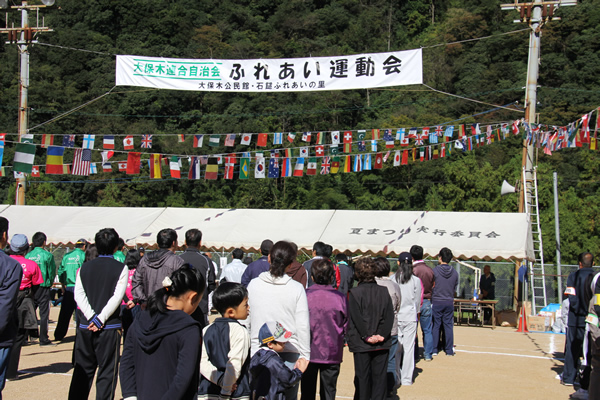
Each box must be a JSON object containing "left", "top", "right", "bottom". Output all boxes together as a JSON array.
[
  {"left": 392, "top": 252, "right": 423, "bottom": 387},
  {"left": 247, "top": 240, "right": 310, "bottom": 400}
]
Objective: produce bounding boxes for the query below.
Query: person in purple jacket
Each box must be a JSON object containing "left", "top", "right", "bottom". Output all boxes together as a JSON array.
[{"left": 301, "top": 259, "right": 348, "bottom": 400}]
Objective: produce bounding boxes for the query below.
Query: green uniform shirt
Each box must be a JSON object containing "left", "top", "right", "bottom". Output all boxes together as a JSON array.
[
  {"left": 58, "top": 248, "right": 85, "bottom": 287},
  {"left": 114, "top": 250, "right": 126, "bottom": 263},
  {"left": 26, "top": 247, "right": 57, "bottom": 288}
]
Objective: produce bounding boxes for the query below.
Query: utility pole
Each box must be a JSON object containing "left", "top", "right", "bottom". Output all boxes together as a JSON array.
[
  {"left": 500, "top": 0, "right": 576, "bottom": 311},
  {"left": 1, "top": 0, "right": 54, "bottom": 205}
]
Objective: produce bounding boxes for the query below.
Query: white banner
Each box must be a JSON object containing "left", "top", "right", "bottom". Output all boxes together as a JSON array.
[{"left": 115, "top": 49, "right": 422, "bottom": 92}]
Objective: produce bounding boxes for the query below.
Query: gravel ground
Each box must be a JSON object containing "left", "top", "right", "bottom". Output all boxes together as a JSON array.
[{"left": 2, "top": 306, "right": 575, "bottom": 400}]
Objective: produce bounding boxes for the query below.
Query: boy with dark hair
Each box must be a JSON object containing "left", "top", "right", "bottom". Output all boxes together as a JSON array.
[
  {"left": 54, "top": 238, "right": 87, "bottom": 341},
  {"left": 180, "top": 228, "right": 216, "bottom": 326},
  {"left": 114, "top": 238, "right": 126, "bottom": 263},
  {"left": 220, "top": 249, "right": 247, "bottom": 284},
  {"left": 410, "top": 244, "right": 434, "bottom": 361},
  {"left": 69, "top": 228, "right": 128, "bottom": 400},
  {"left": 304, "top": 242, "right": 332, "bottom": 288},
  {"left": 26, "top": 231, "right": 56, "bottom": 346},
  {"left": 199, "top": 282, "right": 251, "bottom": 400},
  {"left": 241, "top": 239, "right": 273, "bottom": 287},
  {"left": 250, "top": 321, "right": 308, "bottom": 400}
]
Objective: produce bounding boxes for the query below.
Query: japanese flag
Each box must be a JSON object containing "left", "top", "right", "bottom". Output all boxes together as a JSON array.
[
  {"left": 393, "top": 151, "right": 401, "bottom": 166},
  {"left": 240, "top": 133, "right": 252, "bottom": 145}
]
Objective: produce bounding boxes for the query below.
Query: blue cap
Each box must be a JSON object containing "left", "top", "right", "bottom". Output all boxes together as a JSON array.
[
  {"left": 398, "top": 251, "right": 412, "bottom": 263},
  {"left": 10, "top": 234, "right": 29, "bottom": 252},
  {"left": 258, "top": 321, "right": 293, "bottom": 345}
]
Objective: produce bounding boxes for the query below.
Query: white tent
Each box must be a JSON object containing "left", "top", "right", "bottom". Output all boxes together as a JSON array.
[{"left": 0, "top": 205, "right": 533, "bottom": 261}]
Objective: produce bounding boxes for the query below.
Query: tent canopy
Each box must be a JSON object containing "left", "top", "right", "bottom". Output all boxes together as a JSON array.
[{"left": 0, "top": 205, "right": 533, "bottom": 261}]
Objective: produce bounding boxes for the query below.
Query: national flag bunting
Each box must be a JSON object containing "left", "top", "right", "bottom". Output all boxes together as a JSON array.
[
  {"left": 281, "top": 158, "right": 293, "bottom": 177},
  {"left": 302, "top": 132, "right": 311, "bottom": 143},
  {"left": 255, "top": 157, "right": 265, "bottom": 178},
  {"left": 306, "top": 157, "right": 317, "bottom": 175},
  {"left": 225, "top": 156, "right": 236, "bottom": 179},
  {"left": 293, "top": 158, "right": 304, "bottom": 177},
  {"left": 205, "top": 157, "right": 218, "bottom": 180},
  {"left": 287, "top": 132, "right": 296, "bottom": 143},
  {"left": 123, "top": 135, "right": 134, "bottom": 150},
  {"left": 150, "top": 154, "right": 162, "bottom": 179},
  {"left": 209, "top": 135, "right": 220, "bottom": 147},
  {"left": 62, "top": 134, "right": 75, "bottom": 148},
  {"left": 41, "top": 134, "right": 54, "bottom": 148},
  {"left": 240, "top": 134, "right": 252, "bottom": 145},
  {"left": 46, "top": 146, "right": 64, "bottom": 174},
  {"left": 273, "top": 132, "right": 283, "bottom": 145},
  {"left": 193, "top": 135, "right": 204, "bottom": 148},
  {"left": 31, "top": 165, "right": 40, "bottom": 177},
  {"left": 170, "top": 156, "right": 181, "bottom": 178},
  {"left": 141, "top": 134, "right": 153, "bottom": 149},
  {"left": 127, "top": 152, "right": 141, "bottom": 175},
  {"left": 189, "top": 156, "right": 201, "bottom": 179},
  {"left": 103, "top": 135, "right": 115, "bottom": 149},
  {"left": 320, "top": 157, "right": 331, "bottom": 175},
  {"left": 343, "top": 131, "right": 353, "bottom": 153},
  {"left": 257, "top": 133, "right": 268, "bottom": 147},
  {"left": 239, "top": 157, "right": 249, "bottom": 179},
  {"left": 268, "top": 158, "right": 279, "bottom": 178},
  {"left": 225, "top": 134, "right": 236, "bottom": 147},
  {"left": 331, "top": 131, "right": 340, "bottom": 145},
  {"left": 72, "top": 148, "right": 92, "bottom": 176},
  {"left": 13, "top": 143, "right": 36, "bottom": 173},
  {"left": 83, "top": 134, "right": 95, "bottom": 149}
]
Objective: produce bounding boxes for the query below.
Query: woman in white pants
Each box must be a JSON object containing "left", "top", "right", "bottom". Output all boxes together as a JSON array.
[{"left": 393, "top": 252, "right": 423, "bottom": 386}]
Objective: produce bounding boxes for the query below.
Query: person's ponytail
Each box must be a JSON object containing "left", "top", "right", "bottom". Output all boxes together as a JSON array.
[{"left": 146, "top": 263, "right": 206, "bottom": 315}]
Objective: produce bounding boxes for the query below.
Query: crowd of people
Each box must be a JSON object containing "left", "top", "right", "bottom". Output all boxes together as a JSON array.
[{"left": 0, "top": 217, "right": 598, "bottom": 400}]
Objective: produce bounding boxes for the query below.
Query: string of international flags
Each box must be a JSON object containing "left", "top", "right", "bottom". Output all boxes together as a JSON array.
[{"left": 1, "top": 106, "right": 598, "bottom": 180}]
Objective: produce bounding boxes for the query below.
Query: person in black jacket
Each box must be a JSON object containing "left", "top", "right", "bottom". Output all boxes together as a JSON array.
[
  {"left": 347, "top": 257, "right": 394, "bottom": 400},
  {"left": 0, "top": 217, "right": 22, "bottom": 398},
  {"left": 179, "top": 228, "right": 216, "bottom": 326},
  {"left": 69, "top": 228, "right": 129, "bottom": 400},
  {"left": 120, "top": 265, "right": 205, "bottom": 400}
]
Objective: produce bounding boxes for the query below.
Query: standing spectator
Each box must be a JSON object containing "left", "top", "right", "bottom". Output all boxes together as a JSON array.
[
  {"left": 479, "top": 265, "right": 496, "bottom": 300},
  {"left": 85, "top": 244, "right": 98, "bottom": 263},
  {"left": 247, "top": 241, "right": 310, "bottom": 400},
  {"left": 6, "top": 235, "right": 43, "bottom": 381},
  {"left": 113, "top": 238, "right": 126, "bottom": 263},
  {"left": 347, "top": 257, "right": 394, "bottom": 400},
  {"left": 334, "top": 254, "right": 354, "bottom": 296},
  {"left": 219, "top": 248, "right": 247, "bottom": 283},
  {"left": 431, "top": 248, "right": 458, "bottom": 356},
  {"left": 131, "top": 228, "right": 184, "bottom": 305},
  {"left": 303, "top": 242, "right": 332, "bottom": 287},
  {"left": 287, "top": 243, "right": 307, "bottom": 287},
  {"left": 68, "top": 228, "right": 128, "bottom": 400},
  {"left": 374, "top": 257, "right": 402, "bottom": 393},
  {"left": 0, "top": 217, "right": 22, "bottom": 398},
  {"left": 410, "top": 245, "right": 434, "bottom": 361},
  {"left": 179, "top": 229, "right": 216, "bottom": 326},
  {"left": 120, "top": 267, "right": 205, "bottom": 400},
  {"left": 479, "top": 265, "right": 496, "bottom": 324},
  {"left": 198, "top": 282, "right": 251, "bottom": 400},
  {"left": 301, "top": 259, "right": 348, "bottom": 400},
  {"left": 241, "top": 239, "right": 273, "bottom": 287},
  {"left": 587, "top": 270, "right": 600, "bottom": 400},
  {"left": 26, "top": 232, "right": 56, "bottom": 346},
  {"left": 393, "top": 252, "right": 423, "bottom": 387},
  {"left": 562, "top": 252, "right": 595, "bottom": 388},
  {"left": 121, "top": 250, "right": 141, "bottom": 341},
  {"left": 54, "top": 238, "right": 87, "bottom": 342}
]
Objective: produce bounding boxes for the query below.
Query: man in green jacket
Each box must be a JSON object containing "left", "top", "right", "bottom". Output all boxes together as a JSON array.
[
  {"left": 26, "top": 232, "right": 56, "bottom": 346},
  {"left": 54, "top": 239, "right": 87, "bottom": 342},
  {"left": 113, "top": 238, "right": 126, "bottom": 263}
]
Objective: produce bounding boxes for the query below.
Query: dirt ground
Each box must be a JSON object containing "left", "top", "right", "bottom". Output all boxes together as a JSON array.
[{"left": 2, "top": 306, "right": 576, "bottom": 400}]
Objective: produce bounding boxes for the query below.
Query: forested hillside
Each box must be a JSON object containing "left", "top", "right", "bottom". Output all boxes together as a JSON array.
[{"left": 0, "top": 0, "right": 599, "bottom": 263}]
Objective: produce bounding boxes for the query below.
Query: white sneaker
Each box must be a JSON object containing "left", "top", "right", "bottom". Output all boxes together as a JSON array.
[{"left": 570, "top": 389, "right": 588, "bottom": 400}]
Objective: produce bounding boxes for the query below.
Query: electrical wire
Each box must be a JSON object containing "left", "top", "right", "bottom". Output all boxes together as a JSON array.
[
  {"left": 420, "top": 28, "right": 530, "bottom": 49},
  {"left": 423, "top": 84, "right": 524, "bottom": 112}
]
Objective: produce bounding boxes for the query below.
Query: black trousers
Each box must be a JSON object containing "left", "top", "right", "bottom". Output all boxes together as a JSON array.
[
  {"left": 68, "top": 328, "right": 121, "bottom": 400},
  {"left": 300, "top": 362, "right": 340, "bottom": 400},
  {"left": 353, "top": 350, "right": 388, "bottom": 400},
  {"left": 563, "top": 326, "right": 585, "bottom": 385},
  {"left": 589, "top": 339, "right": 600, "bottom": 400},
  {"left": 54, "top": 287, "right": 76, "bottom": 341},
  {"left": 34, "top": 287, "right": 51, "bottom": 343}
]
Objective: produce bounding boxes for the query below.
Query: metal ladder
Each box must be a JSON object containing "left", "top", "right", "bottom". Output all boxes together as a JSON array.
[{"left": 523, "top": 167, "right": 547, "bottom": 314}]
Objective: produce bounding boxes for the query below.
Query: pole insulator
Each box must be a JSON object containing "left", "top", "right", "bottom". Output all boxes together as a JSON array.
[{"left": 25, "top": 28, "right": 32, "bottom": 43}]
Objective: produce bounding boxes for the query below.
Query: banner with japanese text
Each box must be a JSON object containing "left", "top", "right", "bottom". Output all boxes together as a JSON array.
[{"left": 115, "top": 49, "right": 423, "bottom": 92}]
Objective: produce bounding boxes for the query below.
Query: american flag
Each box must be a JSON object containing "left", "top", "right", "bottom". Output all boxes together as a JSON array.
[
  {"left": 320, "top": 157, "right": 331, "bottom": 175},
  {"left": 141, "top": 134, "right": 153, "bottom": 149},
  {"left": 72, "top": 148, "right": 91, "bottom": 176}
]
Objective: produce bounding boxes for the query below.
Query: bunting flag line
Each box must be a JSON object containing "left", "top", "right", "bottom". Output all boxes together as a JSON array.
[
  {"left": 193, "top": 135, "right": 204, "bottom": 148},
  {"left": 83, "top": 134, "right": 95, "bottom": 149},
  {"left": 103, "top": 135, "right": 115, "bottom": 149}
]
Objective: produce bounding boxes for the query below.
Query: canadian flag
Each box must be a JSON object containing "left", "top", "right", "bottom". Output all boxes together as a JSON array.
[
  {"left": 118, "top": 162, "right": 127, "bottom": 172},
  {"left": 123, "top": 136, "right": 134, "bottom": 150}
]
